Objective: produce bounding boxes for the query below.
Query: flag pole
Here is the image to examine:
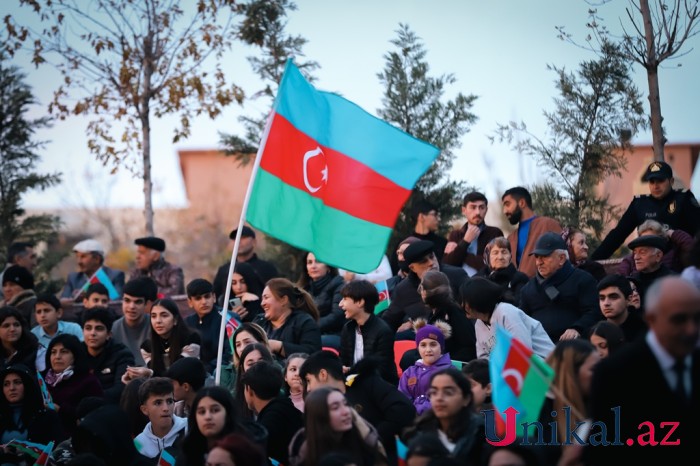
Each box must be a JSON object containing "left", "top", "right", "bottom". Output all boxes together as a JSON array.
[{"left": 214, "top": 110, "right": 276, "bottom": 385}]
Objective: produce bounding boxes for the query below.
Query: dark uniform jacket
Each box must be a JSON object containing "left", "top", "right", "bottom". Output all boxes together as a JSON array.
[{"left": 592, "top": 189, "right": 700, "bottom": 260}]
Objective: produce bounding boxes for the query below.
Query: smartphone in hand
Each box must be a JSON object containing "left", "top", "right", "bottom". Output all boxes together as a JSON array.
[{"left": 229, "top": 297, "right": 242, "bottom": 308}]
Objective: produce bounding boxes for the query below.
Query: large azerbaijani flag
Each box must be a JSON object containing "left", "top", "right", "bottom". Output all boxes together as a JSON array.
[
  {"left": 490, "top": 326, "right": 554, "bottom": 437},
  {"left": 247, "top": 60, "right": 440, "bottom": 273}
]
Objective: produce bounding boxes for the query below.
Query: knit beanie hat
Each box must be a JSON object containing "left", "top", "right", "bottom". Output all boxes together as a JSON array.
[
  {"left": 2, "top": 265, "right": 34, "bottom": 290},
  {"left": 413, "top": 318, "right": 451, "bottom": 353}
]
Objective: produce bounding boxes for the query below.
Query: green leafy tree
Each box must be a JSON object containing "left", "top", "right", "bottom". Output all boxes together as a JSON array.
[
  {"left": 492, "top": 41, "right": 647, "bottom": 241},
  {"left": 558, "top": 1, "right": 700, "bottom": 161},
  {"left": 377, "top": 24, "right": 478, "bottom": 262},
  {"left": 219, "top": 0, "right": 318, "bottom": 279},
  {"left": 0, "top": 60, "right": 62, "bottom": 292},
  {"left": 5, "top": 0, "right": 244, "bottom": 235}
]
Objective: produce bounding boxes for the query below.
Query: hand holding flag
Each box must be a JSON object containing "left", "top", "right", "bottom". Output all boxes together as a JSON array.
[{"left": 36, "top": 371, "right": 56, "bottom": 411}]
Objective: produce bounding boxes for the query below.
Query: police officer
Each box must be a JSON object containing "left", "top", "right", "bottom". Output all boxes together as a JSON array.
[{"left": 592, "top": 161, "right": 700, "bottom": 260}]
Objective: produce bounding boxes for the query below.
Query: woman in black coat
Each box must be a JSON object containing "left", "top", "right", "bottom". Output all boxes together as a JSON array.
[
  {"left": 0, "top": 363, "right": 65, "bottom": 463},
  {"left": 218, "top": 262, "right": 265, "bottom": 323},
  {"left": 298, "top": 251, "right": 345, "bottom": 349}
]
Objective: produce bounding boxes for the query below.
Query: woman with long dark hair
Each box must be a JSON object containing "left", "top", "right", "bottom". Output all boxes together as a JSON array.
[
  {"left": 179, "top": 386, "right": 267, "bottom": 466},
  {"left": 0, "top": 364, "right": 65, "bottom": 463},
  {"left": 233, "top": 343, "right": 276, "bottom": 419},
  {"left": 141, "top": 298, "right": 201, "bottom": 376},
  {"left": 253, "top": 278, "right": 321, "bottom": 360},
  {"left": 298, "top": 252, "right": 346, "bottom": 349},
  {"left": 402, "top": 367, "right": 485, "bottom": 465},
  {"left": 219, "top": 262, "right": 265, "bottom": 323},
  {"left": 460, "top": 277, "right": 554, "bottom": 360},
  {"left": 288, "top": 386, "right": 387, "bottom": 466},
  {"left": 0, "top": 306, "right": 42, "bottom": 371}
]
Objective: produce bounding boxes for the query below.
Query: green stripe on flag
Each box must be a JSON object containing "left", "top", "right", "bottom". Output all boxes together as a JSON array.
[{"left": 248, "top": 169, "right": 392, "bottom": 273}]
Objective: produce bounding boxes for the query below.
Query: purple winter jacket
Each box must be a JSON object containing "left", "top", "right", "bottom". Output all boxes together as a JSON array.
[{"left": 398, "top": 353, "right": 452, "bottom": 415}]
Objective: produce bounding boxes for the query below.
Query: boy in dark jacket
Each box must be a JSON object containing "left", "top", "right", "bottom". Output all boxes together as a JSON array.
[
  {"left": 241, "top": 360, "right": 302, "bottom": 465},
  {"left": 339, "top": 280, "right": 398, "bottom": 385}
]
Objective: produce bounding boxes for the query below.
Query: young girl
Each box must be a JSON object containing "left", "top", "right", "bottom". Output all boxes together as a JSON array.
[
  {"left": 284, "top": 352, "right": 309, "bottom": 412},
  {"left": 398, "top": 319, "right": 452, "bottom": 415}
]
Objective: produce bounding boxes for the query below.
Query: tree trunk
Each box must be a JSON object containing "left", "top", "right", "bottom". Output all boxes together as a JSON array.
[
  {"left": 142, "top": 115, "right": 154, "bottom": 236},
  {"left": 141, "top": 30, "right": 155, "bottom": 236},
  {"left": 640, "top": 0, "right": 666, "bottom": 161}
]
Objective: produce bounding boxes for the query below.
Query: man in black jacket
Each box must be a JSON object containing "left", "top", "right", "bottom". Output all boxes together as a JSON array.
[
  {"left": 242, "top": 361, "right": 302, "bottom": 465},
  {"left": 301, "top": 351, "right": 416, "bottom": 466},
  {"left": 519, "top": 232, "right": 602, "bottom": 342}
]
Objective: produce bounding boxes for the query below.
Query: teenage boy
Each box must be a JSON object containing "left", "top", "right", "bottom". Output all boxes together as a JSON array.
[
  {"left": 165, "top": 357, "right": 208, "bottom": 418},
  {"left": 32, "top": 293, "right": 83, "bottom": 348},
  {"left": 184, "top": 278, "right": 231, "bottom": 372},
  {"left": 83, "top": 306, "right": 135, "bottom": 403},
  {"left": 597, "top": 274, "right": 648, "bottom": 343},
  {"left": 300, "top": 350, "right": 416, "bottom": 466},
  {"left": 338, "top": 280, "right": 398, "bottom": 385},
  {"left": 134, "top": 377, "right": 188, "bottom": 460},
  {"left": 241, "top": 361, "right": 302, "bottom": 465},
  {"left": 112, "top": 277, "right": 158, "bottom": 367}
]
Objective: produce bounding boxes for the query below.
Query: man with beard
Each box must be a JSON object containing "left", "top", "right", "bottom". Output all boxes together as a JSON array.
[
  {"left": 501, "top": 187, "right": 562, "bottom": 278},
  {"left": 443, "top": 191, "right": 503, "bottom": 276}
]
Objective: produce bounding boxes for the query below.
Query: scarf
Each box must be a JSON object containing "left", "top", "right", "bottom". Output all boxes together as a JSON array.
[{"left": 44, "top": 366, "right": 75, "bottom": 387}]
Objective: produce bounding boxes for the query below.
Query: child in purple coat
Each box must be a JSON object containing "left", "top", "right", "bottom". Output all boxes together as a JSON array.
[{"left": 398, "top": 319, "right": 453, "bottom": 415}]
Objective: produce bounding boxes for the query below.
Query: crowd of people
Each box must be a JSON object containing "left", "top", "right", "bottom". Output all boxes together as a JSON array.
[{"left": 1, "top": 160, "right": 700, "bottom": 465}]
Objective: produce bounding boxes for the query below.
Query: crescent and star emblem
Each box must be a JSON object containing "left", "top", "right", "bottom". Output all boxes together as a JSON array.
[
  {"left": 502, "top": 368, "right": 524, "bottom": 393},
  {"left": 303, "top": 147, "right": 328, "bottom": 193}
]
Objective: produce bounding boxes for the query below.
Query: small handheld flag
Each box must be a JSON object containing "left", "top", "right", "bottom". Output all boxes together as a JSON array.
[
  {"left": 489, "top": 326, "right": 554, "bottom": 437},
  {"left": 32, "top": 441, "right": 54, "bottom": 466},
  {"left": 221, "top": 310, "right": 241, "bottom": 353},
  {"left": 395, "top": 435, "right": 408, "bottom": 466},
  {"left": 80, "top": 267, "right": 120, "bottom": 300},
  {"left": 36, "top": 371, "right": 55, "bottom": 410},
  {"left": 158, "top": 449, "right": 176, "bottom": 466},
  {"left": 4, "top": 439, "right": 47, "bottom": 460},
  {"left": 374, "top": 280, "right": 391, "bottom": 315}
]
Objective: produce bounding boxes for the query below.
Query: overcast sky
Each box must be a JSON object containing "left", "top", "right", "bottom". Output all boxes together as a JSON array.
[{"left": 7, "top": 0, "right": 700, "bottom": 210}]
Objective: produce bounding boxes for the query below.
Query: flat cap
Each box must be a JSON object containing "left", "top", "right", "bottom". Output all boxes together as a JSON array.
[
  {"left": 627, "top": 234, "right": 667, "bottom": 252},
  {"left": 641, "top": 161, "right": 673, "bottom": 182},
  {"left": 73, "top": 239, "right": 105, "bottom": 256},
  {"left": 229, "top": 226, "right": 256, "bottom": 240},
  {"left": 134, "top": 236, "right": 166, "bottom": 252},
  {"left": 530, "top": 232, "right": 567, "bottom": 256},
  {"left": 403, "top": 240, "right": 435, "bottom": 264}
]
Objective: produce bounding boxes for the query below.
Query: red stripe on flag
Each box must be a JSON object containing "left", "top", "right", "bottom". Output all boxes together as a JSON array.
[
  {"left": 502, "top": 337, "right": 533, "bottom": 396},
  {"left": 261, "top": 113, "right": 411, "bottom": 228}
]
